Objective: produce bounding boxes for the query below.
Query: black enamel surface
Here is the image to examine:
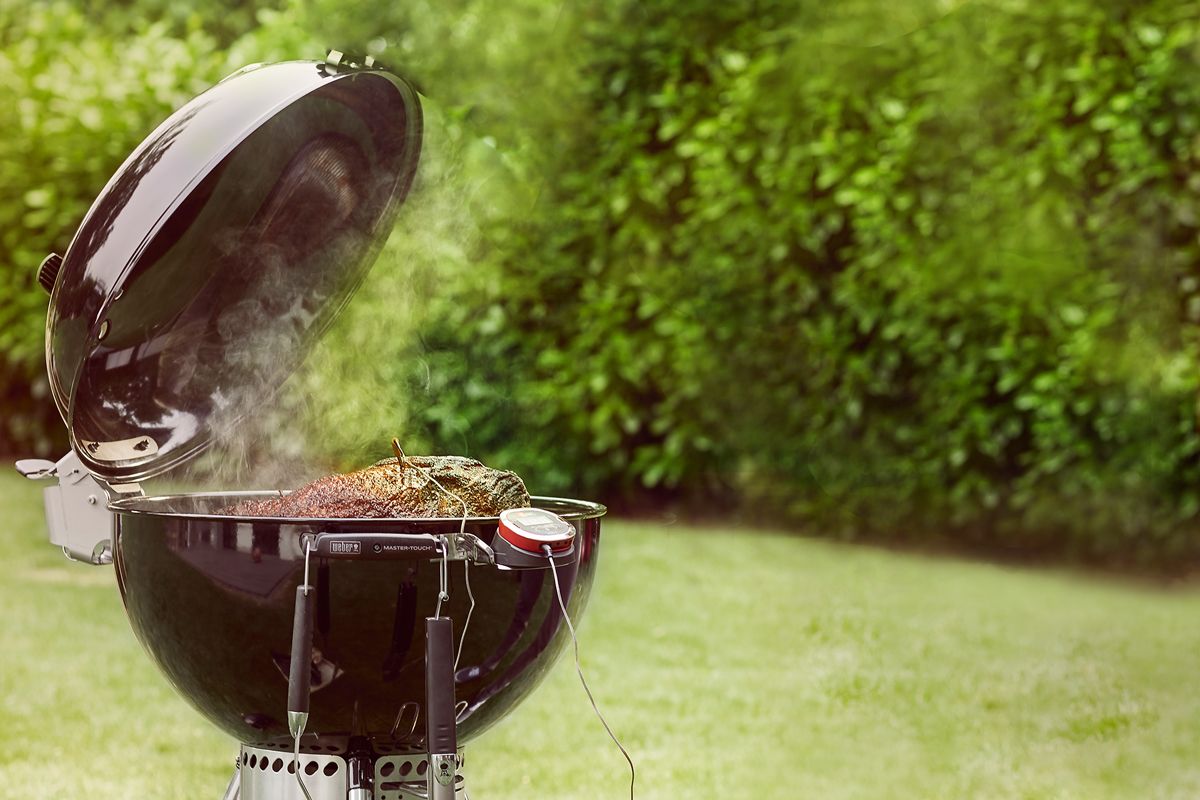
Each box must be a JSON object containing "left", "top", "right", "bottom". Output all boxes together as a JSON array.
[
  {"left": 46, "top": 62, "right": 422, "bottom": 483},
  {"left": 111, "top": 495, "right": 602, "bottom": 746}
]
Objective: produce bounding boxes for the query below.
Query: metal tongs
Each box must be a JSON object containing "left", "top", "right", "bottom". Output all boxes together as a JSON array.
[{"left": 287, "top": 533, "right": 461, "bottom": 800}]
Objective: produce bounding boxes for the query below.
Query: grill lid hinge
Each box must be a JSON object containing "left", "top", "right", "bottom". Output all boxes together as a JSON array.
[{"left": 15, "top": 451, "right": 141, "bottom": 565}]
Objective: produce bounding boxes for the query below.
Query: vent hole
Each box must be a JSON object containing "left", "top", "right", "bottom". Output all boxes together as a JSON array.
[
  {"left": 305, "top": 761, "right": 319, "bottom": 776},
  {"left": 323, "top": 762, "right": 339, "bottom": 777}
]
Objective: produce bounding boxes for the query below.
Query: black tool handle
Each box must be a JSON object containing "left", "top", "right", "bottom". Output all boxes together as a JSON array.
[
  {"left": 314, "top": 532, "right": 442, "bottom": 560},
  {"left": 425, "top": 617, "right": 457, "bottom": 755},
  {"left": 288, "top": 585, "right": 315, "bottom": 716}
]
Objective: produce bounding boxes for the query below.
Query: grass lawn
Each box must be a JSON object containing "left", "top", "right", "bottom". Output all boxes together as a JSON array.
[{"left": 3, "top": 471, "right": 1200, "bottom": 798}]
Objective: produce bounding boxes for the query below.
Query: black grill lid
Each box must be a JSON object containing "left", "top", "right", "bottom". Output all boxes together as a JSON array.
[{"left": 44, "top": 60, "right": 422, "bottom": 484}]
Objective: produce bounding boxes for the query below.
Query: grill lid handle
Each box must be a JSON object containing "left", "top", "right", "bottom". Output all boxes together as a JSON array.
[{"left": 37, "top": 253, "right": 62, "bottom": 295}]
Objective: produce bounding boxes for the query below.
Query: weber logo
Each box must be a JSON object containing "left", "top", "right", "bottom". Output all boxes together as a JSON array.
[{"left": 329, "top": 540, "right": 361, "bottom": 555}]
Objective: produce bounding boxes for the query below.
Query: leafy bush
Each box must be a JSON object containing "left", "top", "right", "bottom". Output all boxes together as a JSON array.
[{"left": 405, "top": 0, "right": 1200, "bottom": 563}]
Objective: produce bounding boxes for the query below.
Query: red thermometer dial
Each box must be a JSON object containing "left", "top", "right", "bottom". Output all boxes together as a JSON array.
[{"left": 498, "top": 508, "right": 576, "bottom": 554}]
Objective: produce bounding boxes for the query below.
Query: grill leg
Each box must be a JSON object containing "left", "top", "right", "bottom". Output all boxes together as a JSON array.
[{"left": 221, "top": 761, "right": 241, "bottom": 800}]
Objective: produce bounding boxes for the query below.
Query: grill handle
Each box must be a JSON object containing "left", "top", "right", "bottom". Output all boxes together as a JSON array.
[{"left": 312, "top": 532, "right": 442, "bottom": 560}]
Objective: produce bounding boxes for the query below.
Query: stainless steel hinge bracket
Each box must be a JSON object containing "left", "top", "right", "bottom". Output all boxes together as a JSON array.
[{"left": 15, "top": 451, "right": 141, "bottom": 565}]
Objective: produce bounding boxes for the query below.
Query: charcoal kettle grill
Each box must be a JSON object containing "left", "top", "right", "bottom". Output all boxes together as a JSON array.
[{"left": 15, "top": 52, "right": 607, "bottom": 800}]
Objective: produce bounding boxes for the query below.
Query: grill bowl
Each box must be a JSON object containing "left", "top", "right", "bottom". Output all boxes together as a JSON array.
[{"left": 109, "top": 493, "right": 604, "bottom": 748}]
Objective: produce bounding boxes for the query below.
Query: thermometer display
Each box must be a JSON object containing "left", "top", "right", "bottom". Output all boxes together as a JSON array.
[{"left": 498, "top": 508, "right": 576, "bottom": 554}]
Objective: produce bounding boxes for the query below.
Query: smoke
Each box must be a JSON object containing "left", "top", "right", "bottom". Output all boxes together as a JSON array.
[
  {"left": 172, "top": 4, "right": 589, "bottom": 492},
  {"left": 182, "top": 100, "right": 530, "bottom": 491}
]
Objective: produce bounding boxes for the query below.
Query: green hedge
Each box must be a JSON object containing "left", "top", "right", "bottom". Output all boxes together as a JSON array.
[
  {"left": 405, "top": 0, "right": 1200, "bottom": 563},
  {"left": 3, "top": 0, "right": 1200, "bottom": 564}
]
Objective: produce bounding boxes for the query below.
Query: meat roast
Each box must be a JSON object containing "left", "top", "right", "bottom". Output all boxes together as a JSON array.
[{"left": 225, "top": 446, "right": 530, "bottom": 518}]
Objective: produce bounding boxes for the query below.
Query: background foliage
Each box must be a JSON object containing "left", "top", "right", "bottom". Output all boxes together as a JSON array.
[{"left": 2, "top": 0, "right": 1200, "bottom": 565}]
